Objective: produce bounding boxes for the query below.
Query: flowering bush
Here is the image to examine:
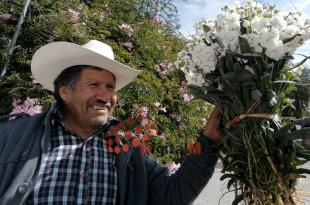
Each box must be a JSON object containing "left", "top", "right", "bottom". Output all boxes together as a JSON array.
[
  {"left": 177, "top": 0, "right": 310, "bottom": 204},
  {"left": 10, "top": 98, "right": 43, "bottom": 118},
  {"left": 0, "top": 0, "right": 209, "bottom": 165}
]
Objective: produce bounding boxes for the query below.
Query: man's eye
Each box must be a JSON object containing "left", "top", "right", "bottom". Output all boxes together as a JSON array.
[
  {"left": 107, "top": 84, "right": 115, "bottom": 90},
  {"left": 89, "top": 83, "right": 98, "bottom": 87}
]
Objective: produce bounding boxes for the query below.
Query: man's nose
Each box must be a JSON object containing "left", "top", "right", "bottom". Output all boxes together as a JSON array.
[{"left": 94, "top": 85, "right": 113, "bottom": 100}]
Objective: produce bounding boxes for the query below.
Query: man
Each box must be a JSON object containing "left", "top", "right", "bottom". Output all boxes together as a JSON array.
[{"left": 0, "top": 40, "right": 223, "bottom": 204}]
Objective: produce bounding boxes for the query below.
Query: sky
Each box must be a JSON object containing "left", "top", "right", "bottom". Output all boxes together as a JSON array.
[{"left": 174, "top": 0, "right": 310, "bottom": 66}]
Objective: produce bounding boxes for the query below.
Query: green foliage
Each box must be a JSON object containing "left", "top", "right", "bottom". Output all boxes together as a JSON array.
[{"left": 0, "top": 0, "right": 210, "bottom": 163}]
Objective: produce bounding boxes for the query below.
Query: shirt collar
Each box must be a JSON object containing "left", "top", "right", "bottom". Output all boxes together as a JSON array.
[{"left": 50, "top": 104, "right": 119, "bottom": 137}]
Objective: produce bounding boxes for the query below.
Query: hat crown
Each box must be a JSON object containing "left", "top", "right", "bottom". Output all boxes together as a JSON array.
[{"left": 82, "top": 40, "right": 115, "bottom": 60}]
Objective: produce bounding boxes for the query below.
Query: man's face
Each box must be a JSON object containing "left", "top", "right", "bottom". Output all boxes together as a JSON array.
[{"left": 60, "top": 67, "right": 117, "bottom": 130}]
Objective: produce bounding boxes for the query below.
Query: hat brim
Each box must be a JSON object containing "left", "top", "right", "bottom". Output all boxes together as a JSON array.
[{"left": 31, "top": 42, "right": 140, "bottom": 91}]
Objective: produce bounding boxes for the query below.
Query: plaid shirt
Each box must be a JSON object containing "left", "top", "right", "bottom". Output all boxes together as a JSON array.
[{"left": 27, "top": 107, "right": 118, "bottom": 204}]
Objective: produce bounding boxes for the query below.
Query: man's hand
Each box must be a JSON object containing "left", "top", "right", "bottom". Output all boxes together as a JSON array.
[{"left": 203, "top": 108, "right": 224, "bottom": 144}]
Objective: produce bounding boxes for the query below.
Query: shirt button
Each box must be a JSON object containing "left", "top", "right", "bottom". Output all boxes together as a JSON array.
[{"left": 17, "top": 183, "right": 30, "bottom": 194}]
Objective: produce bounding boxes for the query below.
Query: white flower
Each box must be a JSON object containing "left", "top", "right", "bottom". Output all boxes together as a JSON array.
[
  {"left": 260, "top": 29, "right": 280, "bottom": 49},
  {"left": 265, "top": 40, "right": 285, "bottom": 60},
  {"left": 250, "top": 16, "right": 259, "bottom": 29},
  {"left": 281, "top": 25, "right": 300, "bottom": 39},
  {"left": 191, "top": 42, "right": 217, "bottom": 74},
  {"left": 184, "top": 70, "right": 205, "bottom": 87},
  {"left": 218, "top": 30, "right": 239, "bottom": 52},
  {"left": 242, "top": 33, "right": 260, "bottom": 50},
  {"left": 242, "top": 20, "right": 250, "bottom": 28},
  {"left": 271, "top": 14, "right": 287, "bottom": 31}
]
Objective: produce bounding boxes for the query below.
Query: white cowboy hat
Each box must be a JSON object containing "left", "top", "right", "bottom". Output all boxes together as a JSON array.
[{"left": 31, "top": 40, "right": 140, "bottom": 91}]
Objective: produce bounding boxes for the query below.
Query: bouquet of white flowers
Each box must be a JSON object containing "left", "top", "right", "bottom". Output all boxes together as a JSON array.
[{"left": 177, "top": 1, "right": 310, "bottom": 204}]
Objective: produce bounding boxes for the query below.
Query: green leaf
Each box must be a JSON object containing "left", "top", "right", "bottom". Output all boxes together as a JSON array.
[
  {"left": 223, "top": 70, "right": 257, "bottom": 82},
  {"left": 296, "top": 151, "right": 310, "bottom": 160},
  {"left": 282, "top": 34, "right": 302, "bottom": 44},
  {"left": 296, "top": 168, "right": 310, "bottom": 175},
  {"left": 227, "top": 178, "right": 237, "bottom": 190},
  {"left": 226, "top": 52, "right": 235, "bottom": 72},
  {"left": 290, "top": 128, "right": 310, "bottom": 140},
  {"left": 202, "top": 24, "right": 211, "bottom": 33},
  {"left": 233, "top": 63, "right": 242, "bottom": 72},
  {"left": 238, "top": 36, "right": 252, "bottom": 54},
  {"left": 291, "top": 56, "right": 310, "bottom": 69},
  {"left": 220, "top": 174, "right": 238, "bottom": 181},
  {"left": 232, "top": 192, "right": 251, "bottom": 205}
]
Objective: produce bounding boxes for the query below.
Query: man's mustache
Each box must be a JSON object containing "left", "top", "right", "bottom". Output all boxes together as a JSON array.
[{"left": 95, "top": 99, "right": 112, "bottom": 108}]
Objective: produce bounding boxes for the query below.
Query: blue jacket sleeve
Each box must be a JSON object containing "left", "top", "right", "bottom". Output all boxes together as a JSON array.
[{"left": 145, "top": 134, "right": 219, "bottom": 205}]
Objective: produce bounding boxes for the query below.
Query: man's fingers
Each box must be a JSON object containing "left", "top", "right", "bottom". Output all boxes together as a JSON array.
[{"left": 208, "top": 107, "right": 222, "bottom": 126}]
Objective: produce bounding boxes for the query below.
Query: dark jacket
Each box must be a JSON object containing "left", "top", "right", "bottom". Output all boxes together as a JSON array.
[{"left": 0, "top": 108, "right": 218, "bottom": 205}]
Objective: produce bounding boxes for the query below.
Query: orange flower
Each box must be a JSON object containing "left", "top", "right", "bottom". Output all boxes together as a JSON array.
[
  {"left": 188, "top": 142, "right": 201, "bottom": 155},
  {"left": 143, "top": 134, "right": 149, "bottom": 141},
  {"left": 136, "top": 114, "right": 144, "bottom": 121},
  {"left": 132, "top": 138, "right": 141, "bottom": 148},
  {"left": 117, "top": 123, "right": 125, "bottom": 131},
  {"left": 107, "top": 146, "right": 113, "bottom": 153},
  {"left": 114, "top": 146, "right": 121, "bottom": 154},
  {"left": 125, "top": 131, "right": 132, "bottom": 139},
  {"left": 188, "top": 142, "right": 193, "bottom": 155},
  {"left": 135, "top": 126, "right": 143, "bottom": 134},
  {"left": 115, "top": 135, "right": 121, "bottom": 144},
  {"left": 141, "top": 144, "right": 146, "bottom": 154},
  {"left": 107, "top": 138, "right": 113, "bottom": 146},
  {"left": 122, "top": 144, "right": 129, "bottom": 152},
  {"left": 127, "top": 117, "right": 133, "bottom": 125}
]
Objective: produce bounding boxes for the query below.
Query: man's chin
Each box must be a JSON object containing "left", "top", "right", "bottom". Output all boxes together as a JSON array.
[{"left": 89, "top": 117, "right": 109, "bottom": 127}]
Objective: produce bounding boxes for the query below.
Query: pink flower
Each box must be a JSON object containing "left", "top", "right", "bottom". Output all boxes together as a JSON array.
[
  {"left": 159, "top": 133, "right": 165, "bottom": 139},
  {"left": 122, "top": 42, "right": 135, "bottom": 51},
  {"left": 156, "top": 61, "right": 174, "bottom": 79},
  {"left": 149, "top": 129, "right": 157, "bottom": 136},
  {"left": 134, "top": 105, "right": 148, "bottom": 118},
  {"left": 10, "top": 98, "right": 43, "bottom": 118},
  {"left": 119, "top": 23, "right": 133, "bottom": 37},
  {"left": 151, "top": 7, "right": 165, "bottom": 25},
  {"left": 137, "top": 21, "right": 144, "bottom": 26},
  {"left": 0, "top": 14, "right": 15, "bottom": 24},
  {"left": 169, "top": 113, "right": 181, "bottom": 122},
  {"left": 167, "top": 162, "right": 180, "bottom": 174},
  {"left": 179, "top": 84, "right": 193, "bottom": 102},
  {"left": 182, "top": 94, "right": 193, "bottom": 102},
  {"left": 68, "top": 8, "right": 80, "bottom": 22}
]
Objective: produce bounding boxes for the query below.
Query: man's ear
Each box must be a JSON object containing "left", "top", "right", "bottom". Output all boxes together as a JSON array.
[{"left": 59, "top": 86, "right": 70, "bottom": 102}]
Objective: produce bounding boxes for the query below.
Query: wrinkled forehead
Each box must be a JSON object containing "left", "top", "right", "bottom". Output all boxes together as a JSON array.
[{"left": 81, "top": 65, "right": 116, "bottom": 82}]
